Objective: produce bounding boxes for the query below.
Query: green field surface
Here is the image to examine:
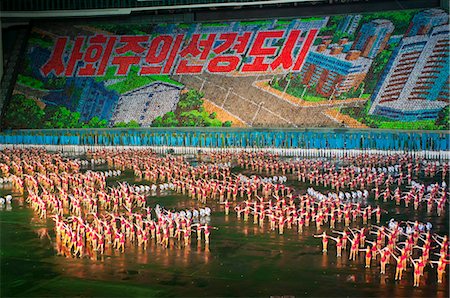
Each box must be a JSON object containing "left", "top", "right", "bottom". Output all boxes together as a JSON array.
[
  {"left": 16, "top": 74, "right": 47, "bottom": 91},
  {"left": 95, "top": 66, "right": 183, "bottom": 94}
]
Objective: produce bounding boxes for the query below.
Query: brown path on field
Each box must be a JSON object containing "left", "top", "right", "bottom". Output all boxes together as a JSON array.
[
  {"left": 172, "top": 73, "right": 365, "bottom": 128},
  {"left": 253, "top": 80, "right": 368, "bottom": 107},
  {"left": 323, "top": 108, "right": 369, "bottom": 129},
  {"left": 202, "top": 99, "right": 248, "bottom": 127}
]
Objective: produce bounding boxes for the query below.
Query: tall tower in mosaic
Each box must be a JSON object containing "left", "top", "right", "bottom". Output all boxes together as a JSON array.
[
  {"left": 405, "top": 8, "right": 449, "bottom": 37},
  {"left": 337, "top": 14, "right": 362, "bottom": 36},
  {"left": 369, "top": 9, "right": 449, "bottom": 120},
  {"left": 351, "top": 19, "right": 394, "bottom": 58}
]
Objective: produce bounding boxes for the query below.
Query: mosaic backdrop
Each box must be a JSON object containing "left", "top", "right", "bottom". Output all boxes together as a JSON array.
[{"left": 4, "top": 8, "right": 449, "bottom": 130}]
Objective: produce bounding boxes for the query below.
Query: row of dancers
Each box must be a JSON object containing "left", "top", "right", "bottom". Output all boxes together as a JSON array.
[{"left": 0, "top": 148, "right": 447, "bottom": 288}]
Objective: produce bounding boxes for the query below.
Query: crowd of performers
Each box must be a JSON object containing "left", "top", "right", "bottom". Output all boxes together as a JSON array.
[
  {"left": 0, "top": 147, "right": 448, "bottom": 288},
  {"left": 206, "top": 151, "right": 449, "bottom": 287},
  {"left": 0, "top": 148, "right": 218, "bottom": 260}
]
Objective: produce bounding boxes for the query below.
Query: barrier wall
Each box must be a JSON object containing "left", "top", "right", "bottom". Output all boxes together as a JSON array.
[{"left": 0, "top": 128, "right": 448, "bottom": 152}]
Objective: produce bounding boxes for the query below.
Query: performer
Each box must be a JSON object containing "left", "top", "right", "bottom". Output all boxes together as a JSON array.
[{"left": 314, "top": 231, "right": 329, "bottom": 253}]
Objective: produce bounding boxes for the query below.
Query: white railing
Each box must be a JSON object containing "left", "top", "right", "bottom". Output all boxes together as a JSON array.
[{"left": 1, "top": 144, "right": 448, "bottom": 160}]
